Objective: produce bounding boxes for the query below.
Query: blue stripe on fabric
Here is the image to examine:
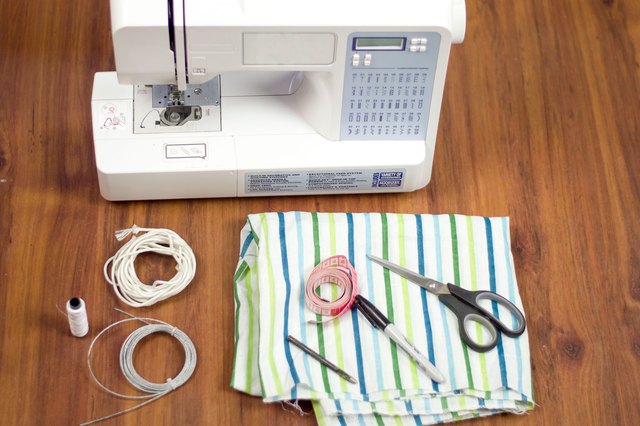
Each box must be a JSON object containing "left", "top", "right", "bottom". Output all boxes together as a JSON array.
[
  {"left": 347, "top": 213, "right": 367, "bottom": 397},
  {"left": 422, "top": 397, "right": 432, "bottom": 422},
  {"left": 502, "top": 217, "right": 525, "bottom": 399},
  {"left": 333, "top": 400, "right": 342, "bottom": 417},
  {"left": 402, "top": 399, "right": 419, "bottom": 424},
  {"left": 365, "top": 213, "right": 385, "bottom": 390},
  {"left": 277, "top": 212, "right": 299, "bottom": 395},
  {"left": 416, "top": 215, "right": 439, "bottom": 391},
  {"left": 294, "top": 212, "right": 314, "bottom": 388},
  {"left": 240, "top": 232, "right": 254, "bottom": 258},
  {"left": 484, "top": 218, "right": 508, "bottom": 388},
  {"left": 434, "top": 215, "right": 457, "bottom": 387},
  {"left": 336, "top": 402, "right": 346, "bottom": 426}
]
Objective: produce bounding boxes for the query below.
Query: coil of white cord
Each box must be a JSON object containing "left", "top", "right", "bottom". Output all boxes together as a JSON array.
[
  {"left": 82, "top": 311, "right": 197, "bottom": 425},
  {"left": 104, "top": 225, "right": 196, "bottom": 307}
]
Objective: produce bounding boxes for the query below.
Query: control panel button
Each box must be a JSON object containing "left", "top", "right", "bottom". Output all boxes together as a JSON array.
[
  {"left": 419, "top": 46, "right": 427, "bottom": 52},
  {"left": 420, "top": 38, "right": 428, "bottom": 45},
  {"left": 410, "top": 45, "right": 420, "bottom": 52},
  {"left": 364, "top": 54, "right": 372, "bottom": 66},
  {"left": 410, "top": 38, "right": 420, "bottom": 45},
  {"left": 352, "top": 53, "right": 360, "bottom": 66},
  {"left": 165, "top": 143, "right": 207, "bottom": 159}
]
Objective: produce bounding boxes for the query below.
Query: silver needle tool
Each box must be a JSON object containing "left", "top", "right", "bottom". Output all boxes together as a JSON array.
[{"left": 287, "top": 335, "right": 358, "bottom": 384}]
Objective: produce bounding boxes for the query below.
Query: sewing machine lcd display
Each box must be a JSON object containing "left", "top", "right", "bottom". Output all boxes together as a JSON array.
[
  {"left": 367, "top": 254, "right": 527, "bottom": 353},
  {"left": 354, "top": 37, "right": 406, "bottom": 50}
]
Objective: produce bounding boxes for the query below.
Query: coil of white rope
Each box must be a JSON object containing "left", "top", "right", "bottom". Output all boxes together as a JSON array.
[
  {"left": 82, "top": 311, "right": 197, "bottom": 425},
  {"left": 103, "top": 225, "right": 196, "bottom": 307}
]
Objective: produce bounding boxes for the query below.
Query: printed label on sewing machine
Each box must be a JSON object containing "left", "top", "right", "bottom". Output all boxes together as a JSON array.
[
  {"left": 245, "top": 170, "right": 405, "bottom": 193},
  {"left": 165, "top": 143, "right": 207, "bottom": 159},
  {"left": 97, "top": 101, "right": 128, "bottom": 132}
]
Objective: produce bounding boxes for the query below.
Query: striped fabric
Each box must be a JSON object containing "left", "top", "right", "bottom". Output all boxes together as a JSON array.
[{"left": 231, "top": 212, "right": 534, "bottom": 424}]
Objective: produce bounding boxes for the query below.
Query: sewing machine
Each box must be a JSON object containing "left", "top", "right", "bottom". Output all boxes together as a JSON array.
[{"left": 92, "top": 0, "right": 466, "bottom": 200}]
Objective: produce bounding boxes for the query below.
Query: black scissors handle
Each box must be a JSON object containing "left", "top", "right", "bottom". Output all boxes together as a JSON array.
[{"left": 438, "top": 284, "right": 526, "bottom": 352}]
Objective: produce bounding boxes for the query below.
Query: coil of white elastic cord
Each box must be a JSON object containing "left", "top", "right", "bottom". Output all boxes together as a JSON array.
[
  {"left": 104, "top": 225, "right": 196, "bottom": 307},
  {"left": 120, "top": 324, "right": 196, "bottom": 394},
  {"left": 82, "top": 311, "right": 197, "bottom": 426},
  {"left": 305, "top": 255, "right": 358, "bottom": 324}
]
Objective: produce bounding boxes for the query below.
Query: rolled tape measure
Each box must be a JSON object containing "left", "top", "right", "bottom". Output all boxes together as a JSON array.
[{"left": 305, "top": 255, "right": 358, "bottom": 323}]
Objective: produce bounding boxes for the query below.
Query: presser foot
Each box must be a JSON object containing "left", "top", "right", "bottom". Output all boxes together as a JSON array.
[{"left": 133, "top": 77, "right": 221, "bottom": 133}]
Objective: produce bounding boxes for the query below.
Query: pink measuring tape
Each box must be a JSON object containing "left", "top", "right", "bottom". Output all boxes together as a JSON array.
[{"left": 305, "top": 255, "right": 358, "bottom": 323}]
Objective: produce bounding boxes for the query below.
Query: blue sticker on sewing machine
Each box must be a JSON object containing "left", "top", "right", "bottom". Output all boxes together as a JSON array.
[{"left": 372, "top": 171, "right": 403, "bottom": 188}]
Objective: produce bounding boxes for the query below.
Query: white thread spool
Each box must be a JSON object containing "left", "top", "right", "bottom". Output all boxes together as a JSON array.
[{"left": 66, "top": 297, "right": 89, "bottom": 337}]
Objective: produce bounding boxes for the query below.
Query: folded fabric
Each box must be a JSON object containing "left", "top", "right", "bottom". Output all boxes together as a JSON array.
[{"left": 231, "top": 212, "right": 534, "bottom": 425}]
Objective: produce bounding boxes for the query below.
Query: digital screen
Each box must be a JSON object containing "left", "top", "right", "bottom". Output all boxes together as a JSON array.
[{"left": 354, "top": 37, "right": 405, "bottom": 51}]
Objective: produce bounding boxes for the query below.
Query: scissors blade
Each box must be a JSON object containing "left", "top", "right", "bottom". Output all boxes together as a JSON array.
[{"left": 367, "top": 254, "right": 448, "bottom": 295}]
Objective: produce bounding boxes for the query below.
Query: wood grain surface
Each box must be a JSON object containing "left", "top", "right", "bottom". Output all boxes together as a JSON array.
[{"left": 1, "top": 0, "right": 639, "bottom": 425}]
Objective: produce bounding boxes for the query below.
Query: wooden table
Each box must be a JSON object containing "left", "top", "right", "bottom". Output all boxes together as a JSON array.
[{"left": 1, "top": 1, "right": 639, "bottom": 425}]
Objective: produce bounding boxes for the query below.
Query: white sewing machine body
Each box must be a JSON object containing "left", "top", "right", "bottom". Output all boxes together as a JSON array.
[{"left": 92, "top": 0, "right": 466, "bottom": 200}]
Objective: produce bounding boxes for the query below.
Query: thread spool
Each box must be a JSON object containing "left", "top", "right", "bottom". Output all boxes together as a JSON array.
[{"left": 66, "top": 297, "right": 89, "bottom": 337}]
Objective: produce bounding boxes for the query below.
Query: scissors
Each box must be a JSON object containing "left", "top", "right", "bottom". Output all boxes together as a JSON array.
[{"left": 367, "top": 254, "right": 526, "bottom": 352}]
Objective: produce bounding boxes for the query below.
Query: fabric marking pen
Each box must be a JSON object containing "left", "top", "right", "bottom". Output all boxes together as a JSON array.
[
  {"left": 287, "top": 335, "right": 358, "bottom": 384},
  {"left": 353, "top": 294, "right": 446, "bottom": 383}
]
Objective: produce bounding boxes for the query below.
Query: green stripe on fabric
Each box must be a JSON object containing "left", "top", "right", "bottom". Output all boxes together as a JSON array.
[
  {"left": 230, "top": 264, "right": 243, "bottom": 388},
  {"left": 466, "top": 216, "right": 490, "bottom": 393},
  {"left": 374, "top": 412, "right": 385, "bottom": 426},
  {"left": 441, "top": 396, "right": 449, "bottom": 410},
  {"left": 260, "top": 214, "right": 283, "bottom": 395},
  {"left": 381, "top": 213, "right": 402, "bottom": 390},
  {"left": 312, "top": 212, "right": 332, "bottom": 394},
  {"left": 233, "top": 261, "right": 249, "bottom": 281},
  {"left": 398, "top": 215, "right": 420, "bottom": 388},
  {"left": 328, "top": 213, "right": 348, "bottom": 393},
  {"left": 258, "top": 362, "right": 266, "bottom": 398},
  {"left": 247, "top": 217, "right": 260, "bottom": 245},
  {"left": 312, "top": 212, "right": 321, "bottom": 264},
  {"left": 244, "top": 266, "right": 256, "bottom": 393},
  {"left": 531, "top": 383, "right": 535, "bottom": 404},
  {"left": 448, "top": 214, "right": 475, "bottom": 390},
  {"left": 313, "top": 401, "right": 328, "bottom": 426},
  {"left": 385, "top": 397, "right": 395, "bottom": 418}
]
